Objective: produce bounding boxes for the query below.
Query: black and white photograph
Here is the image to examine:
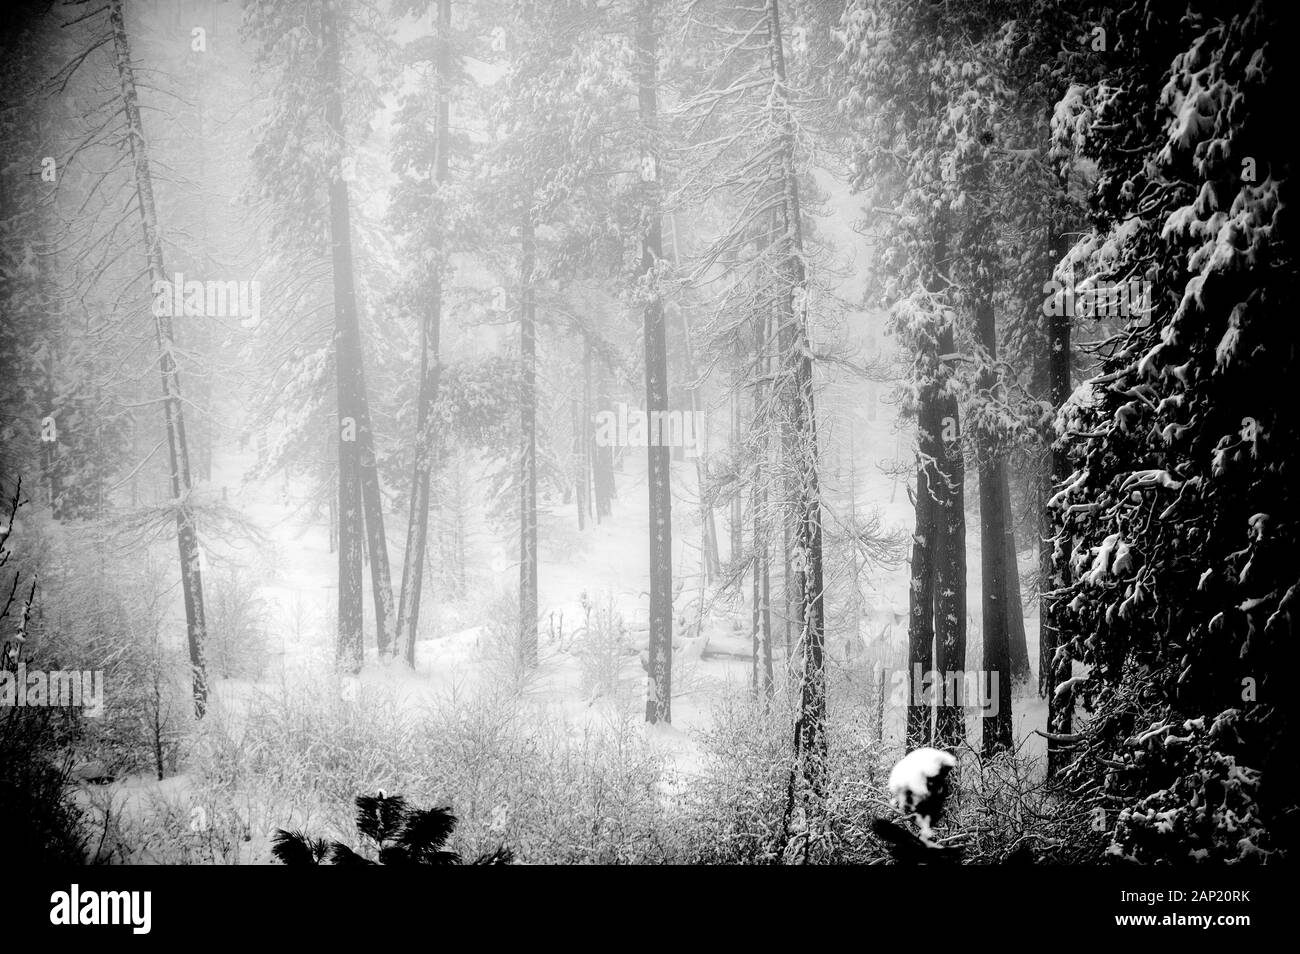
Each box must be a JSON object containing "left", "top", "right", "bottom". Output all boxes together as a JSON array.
[{"left": 0, "top": 0, "right": 1291, "bottom": 922}]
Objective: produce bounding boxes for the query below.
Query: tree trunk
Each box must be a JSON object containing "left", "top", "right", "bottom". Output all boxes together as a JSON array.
[
  {"left": 729, "top": 387, "right": 743, "bottom": 564},
  {"left": 519, "top": 207, "right": 539, "bottom": 669},
  {"left": 674, "top": 255, "right": 719, "bottom": 583},
  {"left": 765, "top": 0, "right": 825, "bottom": 794},
  {"left": 395, "top": 0, "right": 450, "bottom": 666},
  {"left": 41, "top": 351, "right": 60, "bottom": 518},
  {"left": 356, "top": 373, "right": 396, "bottom": 656},
  {"left": 1003, "top": 475, "right": 1030, "bottom": 681},
  {"left": 593, "top": 361, "right": 614, "bottom": 520},
  {"left": 933, "top": 377, "right": 966, "bottom": 748},
  {"left": 640, "top": 0, "right": 672, "bottom": 724},
  {"left": 573, "top": 392, "right": 586, "bottom": 531},
  {"left": 783, "top": 487, "right": 793, "bottom": 666},
  {"left": 109, "top": 0, "right": 208, "bottom": 716},
  {"left": 751, "top": 306, "right": 773, "bottom": 697},
  {"left": 1043, "top": 232, "right": 1073, "bottom": 775},
  {"left": 322, "top": 1, "right": 367, "bottom": 674},
  {"left": 907, "top": 212, "right": 949, "bottom": 749},
  {"left": 758, "top": 535, "right": 772, "bottom": 695},
  {"left": 328, "top": 470, "right": 338, "bottom": 554},
  {"left": 976, "top": 300, "right": 1013, "bottom": 755},
  {"left": 583, "top": 339, "right": 594, "bottom": 522},
  {"left": 848, "top": 430, "right": 861, "bottom": 644},
  {"left": 775, "top": 243, "right": 799, "bottom": 675},
  {"left": 188, "top": 73, "right": 214, "bottom": 489},
  {"left": 907, "top": 402, "right": 938, "bottom": 749}
]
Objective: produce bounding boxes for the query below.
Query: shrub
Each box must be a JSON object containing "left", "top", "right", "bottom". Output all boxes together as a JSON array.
[
  {"left": 0, "top": 480, "right": 85, "bottom": 862},
  {"left": 206, "top": 567, "right": 271, "bottom": 681},
  {"left": 1060, "top": 688, "right": 1289, "bottom": 863},
  {"left": 479, "top": 587, "right": 540, "bottom": 694},
  {"left": 95, "top": 666, "right": 672, "bottom": 864},
  {"left": 574, "top": 592, "right": 631, "bottom": 702},
  {"left": 678, "top": 686, "right": 891, "bottom": 863},
  {"left": 0, "top": 707, "right": 86, "bottom": 863}
]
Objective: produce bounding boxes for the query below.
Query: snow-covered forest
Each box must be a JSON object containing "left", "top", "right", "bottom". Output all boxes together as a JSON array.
[{"left": 1, "top": 0, "right": 1292, "bottom": 866}]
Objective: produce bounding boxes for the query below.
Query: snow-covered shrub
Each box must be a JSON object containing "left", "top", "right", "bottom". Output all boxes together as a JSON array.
[
  {"left": 574, "top": 592, "right": 630, "bottom": 702},
  {"left": 679, "top": 687, "right": 889, "bottom": 863},
  {"left": 1060, "top": 685, "right": 1287, "bottom": 863},
  {"left": 149, "top": 666, "right": 670, "bottom": 863},
  {"left": 112, "top": 559, "right": 195, "bottom": 780},
  {"left": 206, "top": 567, "right": 271, "bottom": 681},
  {"left": 0, "top": 707, "right": 86, "bottom": 862},
  {"left": 413, "top": 685, "right": 670, "bottom": 863},
  {"left": 0, "top": 486, "right": 87, "bottom": 862},
  {"left": 1107, "top": 712, "right": 1275, "bottom": 863},
  {"left": 18, "top": 518, "right": 193, "bottom": 780},
  {"left": 78, "top": 782, "right": 256, "bottom": 865},
  {"left": 679, "top": 690, "right": 804, "bottom": 862},
  {"left": 478, "top": 587, "right": 536, "bottom": 693},
  {"left": 941, "top": 747, "right": 1096, "bottom": 864}
]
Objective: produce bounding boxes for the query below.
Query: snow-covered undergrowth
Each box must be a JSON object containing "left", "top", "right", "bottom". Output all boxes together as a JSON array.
[
  {"left": 76, "top": 674, "right": 951, "bottom": 865},
  {"left": 679, "top": 687, "right": 889, "bottom": 863},
  {"left": 48, "top": 674, "right": 1087, "bottom": 865},
  {"left": 84, "top": 666, "right": 673, "bottom": 865}
]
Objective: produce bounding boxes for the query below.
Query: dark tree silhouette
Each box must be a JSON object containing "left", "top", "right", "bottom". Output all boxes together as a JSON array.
[{"left": 272, "top": 793, "right": 511, "bottom": 866}]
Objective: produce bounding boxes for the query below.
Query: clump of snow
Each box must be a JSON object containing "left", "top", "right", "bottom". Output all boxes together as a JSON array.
[
  {"left": 887, "top": 747, "right": 955, "bottom": 812},
  {"left": 888, "top": 747, "right": 957, "bottom": 841}
]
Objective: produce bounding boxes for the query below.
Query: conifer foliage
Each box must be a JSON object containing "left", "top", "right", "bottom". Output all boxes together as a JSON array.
[
  {"left": 272, "top": 792, "right": 512, "bottom": 866},
  {"left": 1040, "top": 0, "right": 1294, "bottom": 862}
]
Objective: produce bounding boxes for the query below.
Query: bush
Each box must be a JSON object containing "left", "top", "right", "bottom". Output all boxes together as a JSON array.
[
  {"left": 11, "top": 514, "right": 199, "bottom": 783},
  {"left": 0, "top": 708, "right": 86, "bottom": 863},
  {"left": 574, "top": 592, "right": 631, "bottom": 702},
  {"left": 0, "top": 481, "right": 86, "bottom": 862},
  {"left": 942, "top": 746, "right": 1093, "bottom": 864},
  {"left": 206, "top": 567, "right": 271, "bottom": 681},
  {"left": 50, "top": 553, "right": 194, "bottom": 781},
  {"left": 678, "top": 686, "right": 891, "bottom": 863},
  {"left": 478, "top": 587, "right": 544, "bottom": 694},
  {"left": 94, "top": 665, "right": 671, "bottom": 864},
  {"left": 1060, "top": 689, "right": 1289, "bottom": 863}
]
